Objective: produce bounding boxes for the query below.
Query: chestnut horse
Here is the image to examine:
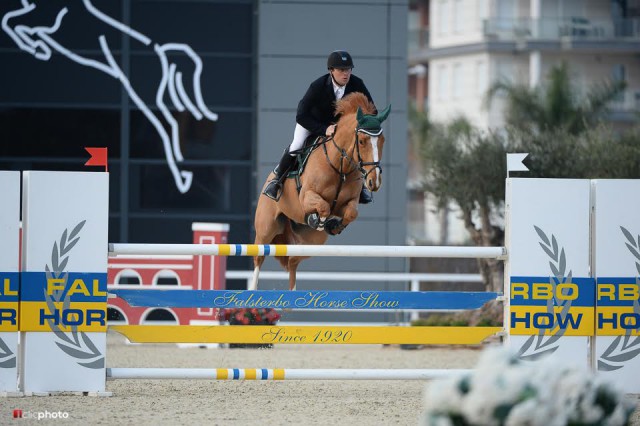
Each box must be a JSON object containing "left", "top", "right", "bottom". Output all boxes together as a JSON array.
[{"left": 252, "top": 92, "right": 391, "bottom": 290}]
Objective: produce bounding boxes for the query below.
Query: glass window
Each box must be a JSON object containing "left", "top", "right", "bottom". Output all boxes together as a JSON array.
[
  {"left": 155, "top": 271, "right": 180, "bottom": 286},
  {"left": 116, "top": 270, "right": 142, "bottom": 285},
  {"left": 438, "top": 0, "right": 450, "bottom": 35},
  {"left": 0, "top": 53, "right": 122, "bottom": 105},
  {"left": 0, "top": 108, "right": 121, "bottom": 158},
  {"left": 453, "top": 0, "right": 464, "bottom": 34},
  {"left": 128, "top": 55, "right": 252, "bottom": 109},
  {"left": 131, "top": 1, "right": 254, "bottom": 53},
  {"left": 437, "top": 65, "right": 449, "bottom": 101},
  {"left": 129, "top": 110, "right": 252, "bottom": 161},
  {"left": 127, "top": 164, "right": 252, "bottom": 213},
  {"left": 452, "top": 63, "right": 463, "bottom": 99},
  {"left": 476, "top": 60, "right": 487, "bottom": 96}
]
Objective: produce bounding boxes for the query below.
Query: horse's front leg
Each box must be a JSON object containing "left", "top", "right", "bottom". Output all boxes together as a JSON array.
[
  {"left": 325, "top": 197, "right": 359, "bottom": 235},
  {"left": 300, "top": 190, "right": 331, "bottom": 231},
  {"left": 341, "top": 198, "right": 359, "bottom": 227}
]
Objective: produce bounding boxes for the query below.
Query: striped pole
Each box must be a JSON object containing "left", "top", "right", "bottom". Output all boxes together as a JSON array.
[
  {"left": 107, "top": 368, "right": 469, "bottom": 381},
  {"left": 109, "top": 243, "right": 506, "bottom": 259}
]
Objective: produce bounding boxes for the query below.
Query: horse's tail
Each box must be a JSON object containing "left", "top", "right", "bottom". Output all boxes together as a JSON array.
[{"left": 154, "top": 43, "right": 219, "bottom": 122}]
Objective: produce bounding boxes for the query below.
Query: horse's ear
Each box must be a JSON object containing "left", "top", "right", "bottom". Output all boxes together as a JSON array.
[
  {"left": 376, "top": 105, "right": 391, "bottom": 123},
  {"left": 356, "top": 107, "right": 364, "bottom": 122}
]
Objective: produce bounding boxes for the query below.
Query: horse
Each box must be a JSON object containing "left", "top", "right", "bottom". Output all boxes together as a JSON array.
[
  {"left": 1, "top": 0, "right": 218, "bottom": 193},
  {"left": 252, "top": 92, "right": 391, "bottom": 290}
]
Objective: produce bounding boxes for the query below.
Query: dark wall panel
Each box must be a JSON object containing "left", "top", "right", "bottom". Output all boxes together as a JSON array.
[
  {"left": 0, "top": 0, "right": 256, "bottom": 244},
  {"left": 131, "top": 1, "right": 253, "bottom": 53}
]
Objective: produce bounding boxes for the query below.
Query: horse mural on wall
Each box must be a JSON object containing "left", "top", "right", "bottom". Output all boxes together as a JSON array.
[
  {"left": 2, "top": 0, "right": 218, "bottom": 193},
  {"left": 252, "top": 93, "right": 391, "bottom": 291}
]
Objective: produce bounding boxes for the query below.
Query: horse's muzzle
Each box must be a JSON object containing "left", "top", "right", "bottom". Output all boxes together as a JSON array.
[{"left": 363, "top": 165, "right": 382, "bottom": 191}]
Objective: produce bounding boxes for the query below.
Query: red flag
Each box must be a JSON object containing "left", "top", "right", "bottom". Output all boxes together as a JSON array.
[{"left": 84, "top": 147, "right": 108, "bottom": 172}]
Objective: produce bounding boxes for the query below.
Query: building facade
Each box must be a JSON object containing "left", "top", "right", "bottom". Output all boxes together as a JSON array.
[
  {"left": 411, "top": 0, "right": 639, "bottom": 130},
  {"left": 408, "top": 0, "right": 640, "bottom": 244}
]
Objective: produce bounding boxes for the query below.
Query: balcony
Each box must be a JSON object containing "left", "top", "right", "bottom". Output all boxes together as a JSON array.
[{"left": 483, "top": 17, "right": 640, "bottom": 41}]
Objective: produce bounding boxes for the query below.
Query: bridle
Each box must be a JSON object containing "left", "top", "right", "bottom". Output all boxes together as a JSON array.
[
  {"left": 354, "top": 127, "right": 383, "bottom": 185},
  {"left": 318, "top": 125, "right": 383, "bottom": 212}
]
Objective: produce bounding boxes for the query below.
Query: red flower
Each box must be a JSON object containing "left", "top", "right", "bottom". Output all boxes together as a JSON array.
[{"left": 221, "top": 307, "right": 280, "bottom": 325}]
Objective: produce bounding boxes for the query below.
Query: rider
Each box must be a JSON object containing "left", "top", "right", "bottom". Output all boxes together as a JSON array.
[{"left": 262, "top": 50, "right": 377, "bottom": 203}]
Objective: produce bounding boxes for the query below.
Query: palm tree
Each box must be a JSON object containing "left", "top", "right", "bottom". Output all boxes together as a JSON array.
[{"left": 486, "top": 62, "right": 626, "bottom": 135}]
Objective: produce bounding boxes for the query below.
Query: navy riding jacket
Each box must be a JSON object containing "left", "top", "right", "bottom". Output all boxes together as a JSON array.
[{"left": 295, "top": 73, "right": 376, "bottom": 137}]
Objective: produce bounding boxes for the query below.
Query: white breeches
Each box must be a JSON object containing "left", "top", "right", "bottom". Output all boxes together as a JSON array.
[{"left": 288, "top": 123, "right": 311, "bottom": 154}]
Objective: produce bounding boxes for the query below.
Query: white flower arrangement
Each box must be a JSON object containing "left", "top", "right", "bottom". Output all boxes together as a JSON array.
[{"left": 421, "top": 347, "right": 636, "bottom": 426}]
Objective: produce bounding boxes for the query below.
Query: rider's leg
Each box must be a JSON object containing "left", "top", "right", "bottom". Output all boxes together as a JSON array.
[{"left": 262, "top": 124, "right": 310, "bottom": 201}]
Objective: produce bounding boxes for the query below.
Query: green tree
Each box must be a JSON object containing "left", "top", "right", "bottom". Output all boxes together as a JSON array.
[
  {"left": 509, "top": 125, "right": 640, "bottom": 179},
  {"left": 486, "top": 62, "right": 626, "bottom": 135},
  {"left": 410, "top": 63, "right": 637, "bottom": 293},
  {"left": 410, "top": 109, "right": 509, "bottom": 292}
]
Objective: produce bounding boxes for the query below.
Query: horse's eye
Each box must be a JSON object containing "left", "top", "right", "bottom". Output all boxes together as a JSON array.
[{"left": 359, "top": 139, "right": 365, "bottom": 146}]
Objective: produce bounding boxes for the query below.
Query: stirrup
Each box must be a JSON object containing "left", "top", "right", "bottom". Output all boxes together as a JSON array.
[{"left": 263, "top": 179, "right": 283, "bottom": 201}]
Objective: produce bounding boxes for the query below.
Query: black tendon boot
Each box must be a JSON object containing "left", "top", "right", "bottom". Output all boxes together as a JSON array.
[
  {"left": 262, "top": 149, "right": 297, "bottom": 201},
  {"left": 359, "top": 186, "right": 373, "bottom": 204}
]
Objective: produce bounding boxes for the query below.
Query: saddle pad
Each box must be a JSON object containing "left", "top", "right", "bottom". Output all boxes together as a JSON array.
[{"left": 286, "top": 136, "right": 323, "bottom": 178}]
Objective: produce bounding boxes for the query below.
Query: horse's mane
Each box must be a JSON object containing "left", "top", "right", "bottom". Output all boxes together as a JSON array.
[{"left": 335, "top": 92, "right": 375, "bottom": 117}]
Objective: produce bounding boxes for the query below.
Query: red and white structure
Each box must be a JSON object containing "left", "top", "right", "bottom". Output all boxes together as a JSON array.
[{"left": 107, "top": 223, "right": 229, "bottom": 325}]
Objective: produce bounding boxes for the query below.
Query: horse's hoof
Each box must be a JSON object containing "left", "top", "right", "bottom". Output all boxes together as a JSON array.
[
  {"left": 305, "top": 213, "right": 327, "bottom": 231},
  {"left": 324, "top": 217, "right": 345, "bottom": 235}
]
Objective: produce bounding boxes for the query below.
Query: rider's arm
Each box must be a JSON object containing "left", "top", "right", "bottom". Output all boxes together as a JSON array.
[{"left": 296, "top": 79, "right": 330, "bottom": 136}]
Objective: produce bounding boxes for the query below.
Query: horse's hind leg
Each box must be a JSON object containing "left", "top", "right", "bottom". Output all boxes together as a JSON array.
[
  {"left": 250, "top": 255, "right": 265, "bottom": 290},
  {"left": 252, "top": 195, "right": 286, "bottom": 290},
  {"left": 287, "top": 257, "right": 305, "bottom": 291}
]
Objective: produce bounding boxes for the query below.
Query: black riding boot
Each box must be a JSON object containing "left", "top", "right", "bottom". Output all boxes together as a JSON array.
[
  {"left": 359, "top": 186, "right": 373, "bottom": 204},
  {"left": 262, "top": 150, "right": 296, "bottom": 201}
]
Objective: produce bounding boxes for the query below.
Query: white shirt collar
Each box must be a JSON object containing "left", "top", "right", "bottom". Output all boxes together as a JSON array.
[{"left": 332, "top": 80, "right": 345, "bottom": 100}]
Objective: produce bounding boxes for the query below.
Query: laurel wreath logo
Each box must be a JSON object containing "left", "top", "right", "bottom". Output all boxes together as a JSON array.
[
  {"left": 0, "top": 337, "right": 16, "bottom": 368},
  {"left": 597, "top": 226, "right": 640, "bottom": 371},
  {"left": 516, "top": 226, "right": 572, "bottom": 360},
  {"left": 44, "top": 220, "right": 104, "bottom": 369}
]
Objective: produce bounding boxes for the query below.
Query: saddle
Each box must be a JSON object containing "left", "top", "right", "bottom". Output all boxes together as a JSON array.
[{"left": 286, "top": 135, "right": 325, "bottom": 192}]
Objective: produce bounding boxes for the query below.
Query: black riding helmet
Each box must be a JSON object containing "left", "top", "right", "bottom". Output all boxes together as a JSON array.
[{"left": 327, "top": 50, "right": 354, "bottom": 70}]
